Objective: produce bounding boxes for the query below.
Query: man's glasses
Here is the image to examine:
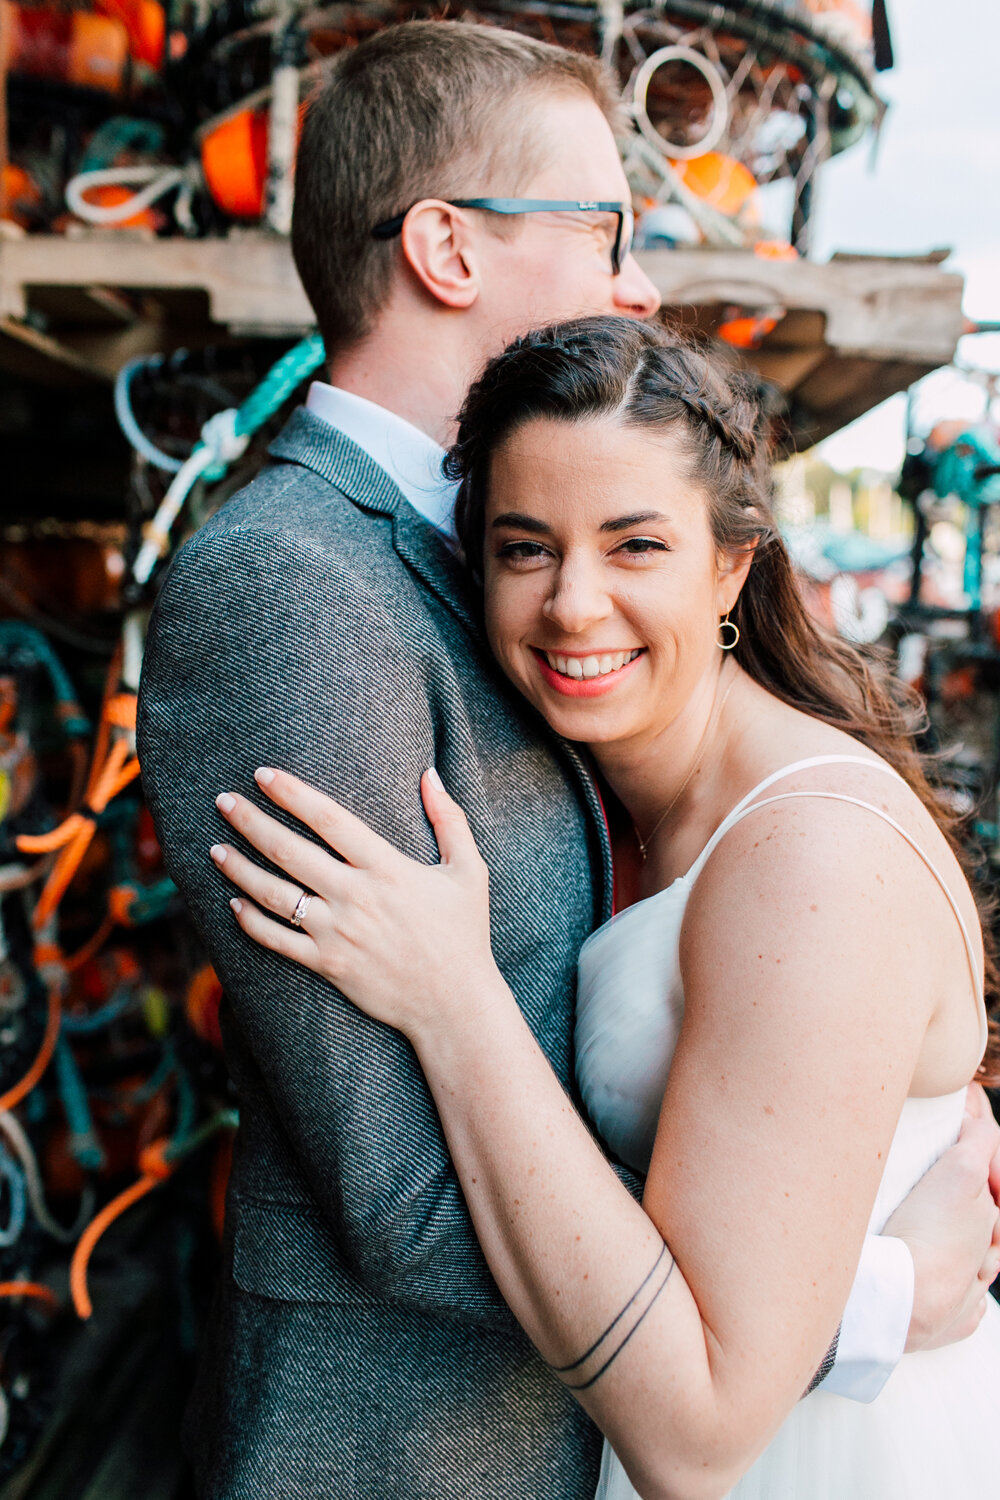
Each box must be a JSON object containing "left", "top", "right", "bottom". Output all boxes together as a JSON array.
[{"left": 371, "top": 199, "right": 635, "bottom": 276}]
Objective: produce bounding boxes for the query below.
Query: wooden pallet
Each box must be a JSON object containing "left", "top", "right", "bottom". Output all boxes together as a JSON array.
[{"left": 0, "top": 230, "right": 966, "bottom": 444}]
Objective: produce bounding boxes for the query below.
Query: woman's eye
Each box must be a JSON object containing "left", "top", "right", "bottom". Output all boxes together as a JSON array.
[
  {"left": 616, "top": 537, "right": 669, "bottom": 556},
  {"left": 497, "top": 541, "right": 550, "bottom": 563}
]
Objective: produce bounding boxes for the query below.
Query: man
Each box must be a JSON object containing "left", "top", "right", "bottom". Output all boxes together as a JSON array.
[{"left": 137, "top": 21, "right": 1000, "bottom": 1499}]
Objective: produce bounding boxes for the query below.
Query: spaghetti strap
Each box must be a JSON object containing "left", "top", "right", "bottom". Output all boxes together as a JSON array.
[
  {"left": 689, "top": 773, "right": 987, "bottom": 1055},
  {"left": 687, "top": 755, "right": 903, "bottom": 878}
]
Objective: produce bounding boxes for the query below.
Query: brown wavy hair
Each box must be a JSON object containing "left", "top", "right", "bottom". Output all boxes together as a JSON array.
[{"left": 446, "top": 315, "right": 999, "bottom": 1082}]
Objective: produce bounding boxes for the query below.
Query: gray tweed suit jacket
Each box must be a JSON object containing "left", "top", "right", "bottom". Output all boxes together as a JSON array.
[{"left": 137, "top": 407, "right": 631, "bottom": 1499}]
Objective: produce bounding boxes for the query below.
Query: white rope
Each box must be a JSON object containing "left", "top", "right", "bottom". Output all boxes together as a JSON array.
[
  {"left": 65, "top": 164, "right": 186, "bottom": 225},
  {"left": 131, "top": 408, "right": 251, "bottom": 585},
  {"left": 0, "top": 1110, "right": 95, "bottom": 1244},
  {"left": 631, "top": 45, "right": 730, "bottom": 160}
]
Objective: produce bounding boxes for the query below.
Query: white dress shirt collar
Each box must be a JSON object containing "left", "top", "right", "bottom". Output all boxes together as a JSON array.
[{"left": 306, "top": 381, "right": 457, "bottom": 536}]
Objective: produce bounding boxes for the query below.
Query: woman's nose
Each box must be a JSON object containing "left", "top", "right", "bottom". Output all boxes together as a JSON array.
[{"left": 542, "top": 562, "right": 615, "bottom": 635}]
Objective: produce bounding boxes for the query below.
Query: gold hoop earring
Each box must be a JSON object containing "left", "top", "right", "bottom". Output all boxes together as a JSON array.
[{"left": 717, "top": 612, "right": 740, "bottom": 651}]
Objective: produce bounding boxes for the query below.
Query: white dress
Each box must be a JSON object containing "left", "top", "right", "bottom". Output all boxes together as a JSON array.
[{"left": 576, "top": 756, "right": 1000, "bottom": 1500}]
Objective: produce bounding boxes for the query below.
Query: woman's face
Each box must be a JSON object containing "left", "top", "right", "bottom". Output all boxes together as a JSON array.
[{"left": 482, "top": 416, "right": 749, "bottom": 751}]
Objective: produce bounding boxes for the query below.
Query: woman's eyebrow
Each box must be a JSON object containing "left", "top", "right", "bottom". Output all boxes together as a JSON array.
[
  {"left": 600, "top": 511, "right": 669, "bottom": 533},
  {"left": 491, "top": 512, "right": 550, "bottom": 534},
  {"left": 491, "top": 510, "right": 670, "bottom": 535}
]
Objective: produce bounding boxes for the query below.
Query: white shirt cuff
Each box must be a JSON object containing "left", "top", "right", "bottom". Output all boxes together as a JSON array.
[{"left": 818, "top": 1235, "right": 914, "bottom": 1402}]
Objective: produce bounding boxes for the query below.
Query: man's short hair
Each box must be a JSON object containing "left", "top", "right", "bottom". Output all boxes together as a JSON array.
[{"left": 291, "top": 20, "right": 620, "bottom": 355}]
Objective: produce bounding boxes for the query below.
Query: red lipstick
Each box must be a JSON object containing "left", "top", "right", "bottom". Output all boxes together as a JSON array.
[{"left": 532, "top": 649, "right": 645, "bottom": 698}]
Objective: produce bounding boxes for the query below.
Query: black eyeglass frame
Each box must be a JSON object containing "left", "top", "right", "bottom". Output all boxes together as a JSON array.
[{"left": 371, "top": 198, "right": 635, "bottom": 275}]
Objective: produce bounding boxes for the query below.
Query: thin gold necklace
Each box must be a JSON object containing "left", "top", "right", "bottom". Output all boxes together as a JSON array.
[{"left": 634, "top": 668, "right": 738, "bottom": 862}]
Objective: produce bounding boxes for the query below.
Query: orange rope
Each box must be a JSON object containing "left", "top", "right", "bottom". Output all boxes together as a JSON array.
[
  {"left": 103, "top": 755, "right": 141, "bottom": 804},
  {"left": 85, "top": 646, "right": 121, "bottom": 800},
  {"left": 28, "top": 824, "right": 98, "bottom": 929},
  {"left": 14, "top": 640, "right": 138, "bottom": 933},
  {"left": 24, "top": 743, "right": 139, "bottom": 931},
  {"left": 87, "top": 735, "right": 132, "bottom": 808},
  {"left": 63, "top": 913, "right": 117, "bottom": 973},
  {"left": 17, "top": 813, "right": 88, "bottom": 855},
  {"left": 0, "top": 1281, "right": 59, "bottom": 1313},
  {"left": 105, "top": 693, "right": 137, "bottom": 731},
  {"left": 70, "top": 1173, "right": 162, "bottom": 1319},
  {"left": 0, "top": 980, "right": 60, "bottom": 1114}
]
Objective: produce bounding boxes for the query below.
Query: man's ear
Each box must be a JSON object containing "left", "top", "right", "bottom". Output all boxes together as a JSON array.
[{"left": 400, "top": 200, "right": 481, "bottom": 310}]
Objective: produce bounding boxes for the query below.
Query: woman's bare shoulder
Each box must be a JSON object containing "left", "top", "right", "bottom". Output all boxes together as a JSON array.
[{"left": 686, "top": 709, "right": 985, "bottom": 1092}]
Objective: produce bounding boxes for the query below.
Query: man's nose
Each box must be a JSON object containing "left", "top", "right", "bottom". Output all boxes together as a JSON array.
[
  {"left": 542, "top": 560, "right": 615, "bottom": 634},
  {"left": 612, "top": 253, "right": 661, "bottom": 320}
]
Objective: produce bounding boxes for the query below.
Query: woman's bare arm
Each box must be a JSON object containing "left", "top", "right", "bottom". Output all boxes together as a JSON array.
[{"left": 213, "top": 769, "right": 991, "bottom": 1500}]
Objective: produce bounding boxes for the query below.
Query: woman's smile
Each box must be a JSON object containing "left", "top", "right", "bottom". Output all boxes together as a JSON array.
[
  {"left": 482, "top": 415, "right": 745, "bottom": 749},
  {"left": 532, "top": 646, "right": 646, "bottom": 696}
]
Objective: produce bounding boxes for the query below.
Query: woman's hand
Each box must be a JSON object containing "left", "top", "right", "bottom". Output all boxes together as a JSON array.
[{"left": 210, "top": 767, "right": 505, "bottom": 1040}]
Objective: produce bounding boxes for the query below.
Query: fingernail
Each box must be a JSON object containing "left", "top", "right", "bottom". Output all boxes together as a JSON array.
[
  {"left": 216, "top": 793, "right": 236, "bottom": 813},
  {"left": 427, "top": 767, "right": 444, "bottom": 790},
  {"left": 210, "top": 844, "right": 227, "bottom": 864},
  {"left": 230, "top": 897, "right": 243, "bottom": 914},
  {"left": 255, "top": 767, "right": 275, "bottom": 786}
]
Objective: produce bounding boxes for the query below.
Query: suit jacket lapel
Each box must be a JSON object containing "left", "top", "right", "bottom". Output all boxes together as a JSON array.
[{"left": 268, "top": 408, "right": 478, "bottom": 636}]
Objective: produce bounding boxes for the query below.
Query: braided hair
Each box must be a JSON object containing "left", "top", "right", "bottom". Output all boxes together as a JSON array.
[
  {"left": 446, "top": 315, "right": 1000, "bottom": 1079},
  {"left": 448, "top": 318, "right": 770, "bottom": 572}
]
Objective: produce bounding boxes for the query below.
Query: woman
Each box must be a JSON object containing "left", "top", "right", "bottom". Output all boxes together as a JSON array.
[{"left": 208, "top": 319, "right": 1000, "bottom": 1499}]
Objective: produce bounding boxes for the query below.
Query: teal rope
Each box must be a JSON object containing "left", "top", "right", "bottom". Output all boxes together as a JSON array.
[
  {"left": 0, "top": 623, "right": 90, "bottom": 738},
  {"left": 235, "top": 332, "right": 325, "bottom": 438},
  {"left": 202, "top": 333, "right": 325, "bottom": 481}
]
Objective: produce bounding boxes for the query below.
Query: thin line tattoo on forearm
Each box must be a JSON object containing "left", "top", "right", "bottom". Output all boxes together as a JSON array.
[{"left": 549, "top": 1242, "right": 676, "bottom": 1391}]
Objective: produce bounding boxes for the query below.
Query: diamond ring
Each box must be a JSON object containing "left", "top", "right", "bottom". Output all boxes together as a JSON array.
[{"left": 290, "top": 891, "right": 313, "bottom": 928}]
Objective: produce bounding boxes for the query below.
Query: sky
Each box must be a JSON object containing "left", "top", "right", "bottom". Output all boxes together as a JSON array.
[{"left": 797, "top": 0, "right": 1000, "bottom": 472}]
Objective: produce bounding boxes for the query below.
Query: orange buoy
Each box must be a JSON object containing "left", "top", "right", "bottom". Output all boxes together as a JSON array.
[
  {"left": 74, "top": 181, "right": 159, "bottom": 229},
  {"left": 95, "top": 0, "right": 165, "bottom": 70},
  {"left": 201, "top": 108, "right": 270, "bottom": 219},
  {"left": 717, "top": 314, "right": 779, "bottom": 350},
  {"left": 753, "top": 239, "right": 799, "bottom": 261},
  {"left": 1, "top": 163, "right": 43, "bottom": 227},
  {"left": 201, "top": 101, "right": 306, "bottom": 219},
  {"left": 671, "top": 152, "right": 757, "bottom": 217},
  {"left": 185, "top": 963, "right": 224, "bottom": 1050},
  {"left": 7, "top": 5, "right": 130, "bottom": 94}
]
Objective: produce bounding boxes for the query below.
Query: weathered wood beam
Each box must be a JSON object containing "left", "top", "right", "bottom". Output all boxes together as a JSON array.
[
  {"left": 637, "top": 248, "right": 966, "bottom": 363},
  {"left": 0, "top": 233, "right": 968, "bottom": 444}
]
